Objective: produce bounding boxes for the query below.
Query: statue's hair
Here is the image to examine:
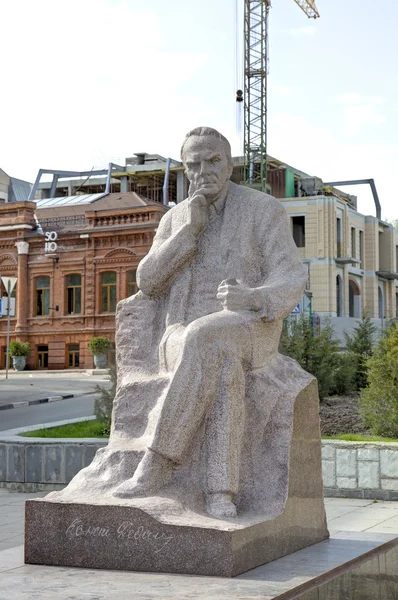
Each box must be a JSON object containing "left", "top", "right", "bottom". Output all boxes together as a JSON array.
[{"left": 180, "top": 127, "right": 232, "bottom": 164}]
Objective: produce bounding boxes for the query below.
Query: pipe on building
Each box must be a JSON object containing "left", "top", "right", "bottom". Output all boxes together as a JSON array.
[
  {"left": 325, "top": 179, "right": 381, "bottom": 220},
  {"left": 105, "top": 163, "right": 113, "bottom": 195},
  {"left": 162, "top": 158, "right": 172, "bottom": 205}
]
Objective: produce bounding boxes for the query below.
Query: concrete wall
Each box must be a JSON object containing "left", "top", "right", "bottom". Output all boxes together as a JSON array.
[
  {"left": 320, "top": 315, "right": 386, "bottom": 345},
  {"left": 323, "top": 440, "right": 398, "bottom": 501},
  {"left": 2, "top": 426, "right": 398, "bottom": 500},
  {"left": 0, "top": 424, "right": 107, "bottom": 491}
]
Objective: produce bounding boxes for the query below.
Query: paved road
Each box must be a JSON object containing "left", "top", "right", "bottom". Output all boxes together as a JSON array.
[
  {"left": 0, "top": 373, "right": 109, "bottom": 406},
  {"left": 0, "top": 394, "right": 97, "bottom": 431}
]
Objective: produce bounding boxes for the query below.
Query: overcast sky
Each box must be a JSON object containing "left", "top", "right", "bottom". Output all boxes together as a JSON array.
[{"left": 1, "top": 0, "right": 397, "bottom": 219}]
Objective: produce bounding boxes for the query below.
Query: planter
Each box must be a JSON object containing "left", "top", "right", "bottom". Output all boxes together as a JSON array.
[
  {"left": 12, "top": 356, "right": 26, "bottom": 371},
  {"left": 94, "top": 354, "right": 107, "bottom": 369}
]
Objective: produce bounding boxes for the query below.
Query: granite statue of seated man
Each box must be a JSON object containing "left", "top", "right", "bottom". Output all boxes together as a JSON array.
[
  {"left": 33, "top": 128, "right": 328, "bottom": 575},
  {"left": 107, "top": 126, "right": 308, "bottom": 518}
]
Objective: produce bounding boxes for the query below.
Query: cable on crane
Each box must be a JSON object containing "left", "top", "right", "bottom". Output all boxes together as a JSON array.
[{"left": 235, "top": 0, "right": 244, "bottom": 140}]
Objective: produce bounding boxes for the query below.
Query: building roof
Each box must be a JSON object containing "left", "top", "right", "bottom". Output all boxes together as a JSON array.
[
  {"left": 35, "top": 193, "right": 106, "bottom": 208},
  {"left": 9, "top": 177, "right": 32, "bottom": 202},
  {"left": 35, "top": 191, "right": 165, "bottom": 233},
  {"left": 36, "top": 192, "right": 158, "bottom": 217}
]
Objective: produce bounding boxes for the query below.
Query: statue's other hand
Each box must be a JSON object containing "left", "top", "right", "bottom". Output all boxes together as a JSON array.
[
  {"left": 217, "top": 280, "right": 263, "bottom": 312},
  {"left": 187, "top": 189, "right": 208, "bottom": 236}
]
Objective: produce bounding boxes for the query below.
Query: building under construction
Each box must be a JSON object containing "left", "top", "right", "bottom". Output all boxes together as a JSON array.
[
  {"left": 0, "top": 150, "right": 396, "bottom": 369},
  {"left": 32, "top": 152, "right": 398, "bottom": 331}
]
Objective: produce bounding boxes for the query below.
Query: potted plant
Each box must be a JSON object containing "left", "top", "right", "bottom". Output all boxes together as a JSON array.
[
  {"left": 89, "top": 337, "right": 113, "bottom": 369},
  {"left": 9, "top": 340, "right": 31, "bottom": 371}
]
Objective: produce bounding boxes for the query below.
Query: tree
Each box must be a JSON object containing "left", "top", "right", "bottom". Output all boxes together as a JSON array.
[
  {"left": 359, "top": 323, "right": 398, "bottom": 437},
  {"left": 94, "top": 365, "right": 116, "bottom": 435},
  {"left": 344, "top": 315, "right": 376, "bottom": 391},
  {"left": 280, "top": 317, "right": 354, "bottom": 399}
]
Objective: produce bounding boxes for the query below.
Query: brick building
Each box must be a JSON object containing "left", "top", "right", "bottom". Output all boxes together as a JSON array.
[{"left": 0, "top": 192, "right": 166, "bottom": 369}]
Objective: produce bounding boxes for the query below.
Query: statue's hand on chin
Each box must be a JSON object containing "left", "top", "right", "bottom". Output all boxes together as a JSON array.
[
  {"left": 217, "top": 279, "right": 263, "bottom": 312},
  {"left": 187, "top": 188, "right": 209, "bottom": 236}
]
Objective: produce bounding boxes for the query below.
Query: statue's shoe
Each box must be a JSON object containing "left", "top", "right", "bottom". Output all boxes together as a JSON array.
[
  {"left": 206, "top": 493, "right": 237, "bottom": 519},
  {"left": 113, "top": 449, "right": 175, "bottom": 498}
]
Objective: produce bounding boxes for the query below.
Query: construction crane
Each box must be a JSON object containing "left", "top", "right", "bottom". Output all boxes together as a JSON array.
[{"left": 241, "top": 0, "right": 320, "bottom": 190}]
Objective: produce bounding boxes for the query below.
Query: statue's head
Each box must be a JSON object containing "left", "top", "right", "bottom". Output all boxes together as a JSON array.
[{"left": 181, "top": 127, "right": 233, "bottom": 200}]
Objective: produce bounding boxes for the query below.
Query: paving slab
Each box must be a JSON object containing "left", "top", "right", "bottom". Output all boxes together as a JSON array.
[
  {"left": 1, "top": 491, "right": 398, "bottom": 598},
  {"left": 1, "top": 532, "right": 398, "bottom": 599}
]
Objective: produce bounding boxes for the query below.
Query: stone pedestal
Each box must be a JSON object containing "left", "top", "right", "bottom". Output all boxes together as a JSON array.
[{"left": 25, "top": 379, "right": 329, "bottom": 577}]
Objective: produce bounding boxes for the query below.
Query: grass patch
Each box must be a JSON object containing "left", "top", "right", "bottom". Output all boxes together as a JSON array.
[
  {"left": 20, "top": 420, "right": 110, "bottom": 438},
  {"left": 323, "top": 433, "right": 398, "bottom": 443}
]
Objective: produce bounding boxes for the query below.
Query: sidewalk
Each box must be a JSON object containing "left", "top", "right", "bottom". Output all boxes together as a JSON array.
[
  {"left": 1, "top": 490, "right": 398, "bottom": 599},
  {"left": 0, "top": 369, "right": 108, "bottom": 377}
]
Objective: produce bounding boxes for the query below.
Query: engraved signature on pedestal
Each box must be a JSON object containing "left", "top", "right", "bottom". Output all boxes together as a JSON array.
[
  {"left": 65, "top": 519, "right": 174, "bottom": 554},
  {"left": 65, "top": 519, "right": 110, "bottom": 539}
]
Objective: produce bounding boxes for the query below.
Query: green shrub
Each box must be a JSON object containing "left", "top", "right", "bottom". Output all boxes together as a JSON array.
[
  {"left": 94, "top": 364, "right": 116, "bottom": 435},
  {"left": 280, "top": 317, "right": 355, "bottom": 399},
  {"left": 344, "top": 315, "right": 376, "bottom": 391},
  {"left": 359, "top": 323, "right": 398, "bottom": 437},
  {"left": 9, "top": 340, "right": 31, "bottom": 357},
  {"left": 88, "top": 336, "right": 113, "bottom": 356}
]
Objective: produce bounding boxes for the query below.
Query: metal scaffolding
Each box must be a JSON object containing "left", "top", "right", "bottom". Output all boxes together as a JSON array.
[{"left": 243, "top": 0, "right": 270, "bottom": 190}]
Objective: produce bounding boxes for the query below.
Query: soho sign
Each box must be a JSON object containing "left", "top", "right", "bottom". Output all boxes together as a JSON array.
[{"left": 44, "top": 231, "right": 58, "bottom": 252}]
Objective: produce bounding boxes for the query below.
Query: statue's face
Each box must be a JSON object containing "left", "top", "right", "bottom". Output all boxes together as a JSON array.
[{"left": 183, "top": 135, "right": 232, "bottom": 200}]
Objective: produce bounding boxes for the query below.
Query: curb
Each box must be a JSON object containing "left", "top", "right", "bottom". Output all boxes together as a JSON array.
[{"left": 0, "top": 392, "right": 90, "bottom": 412}]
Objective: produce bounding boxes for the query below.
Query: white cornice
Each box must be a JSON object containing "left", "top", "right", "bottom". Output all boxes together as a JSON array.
[{"left": 0, "top": 224, "right": 33, "bottom": 231}]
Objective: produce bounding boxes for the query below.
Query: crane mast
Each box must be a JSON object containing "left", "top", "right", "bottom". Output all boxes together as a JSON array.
[
  {"left": 243, "top": 0, "right": 270, "bottom": 190},
  {"left": 243, "top": 0, "right": 319, "bottom": 191}
]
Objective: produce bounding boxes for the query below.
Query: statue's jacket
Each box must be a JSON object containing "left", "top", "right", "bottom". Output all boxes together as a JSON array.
[
  {"left": 136, "top": 181, "right": 308, "bottom": 332},
  {"left": 60, "top": 182, "right": 317, "bottom": 517}
]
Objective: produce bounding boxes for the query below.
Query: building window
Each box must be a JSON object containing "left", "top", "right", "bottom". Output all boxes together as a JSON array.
[
  {"left": 66, "top": 274, "right": 82, "bottom": 314},
  {"left": 336, "top": 218, "right": 342, "bottom": 258},
  {"left": 349, "top": 279, "right": 361, "bottom": 318},
  {"left": 359, "top": 231, "right": 364, "bottom": 268},
  {"left": 67, "top": 344, "right": 80, "bottom": 368},
  {"left": 351, "top": 227, "right": 356, "bottom": 258},
  {"left": 101, "top": 271, "right": 117, "bottom": 313},
  {"left": 1, "top": 346, "right": 7, "bottom": 369},
  {"left": 36, "top": 276, "right": 50, "bottom": 316},
  {"left": 127, "top": 269, "right": 138, "bottom": 296},
  {"left": 336, "top": 275, "right": 343, "bottom": 317},
  {"left": 0, "top": 279, "right": 17, "bottom": 299},
  {"left": 0, "top": 280, "right": 17, "bottom": 317},
  {"left": 292, "top": 216, "right": 305, "bottom": 248},
  {"left": 378, "top": 286, "right": 384, "bottom": 319},
  {"left": 37, "top": 345, "right": 49, "bottom": 369}
]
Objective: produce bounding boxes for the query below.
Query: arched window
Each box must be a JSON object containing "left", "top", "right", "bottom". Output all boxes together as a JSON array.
[
  {"left": 336, "top": 275, "right": 343, "bottom": 317},
  {"left": 66, "top": 274, "right": 82, "bottom": 314},
  {"left": 349, "top": 279, "right": 361, "bottom": 318},
  {"left": 127, "top": 269, "right": 138, "bottom": 297},
  {"left": 101, "top": 272, "right": 116, "bottom": 313},
  {"left": 36, "top": 276, "right": 50, "bottom": 316}
]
